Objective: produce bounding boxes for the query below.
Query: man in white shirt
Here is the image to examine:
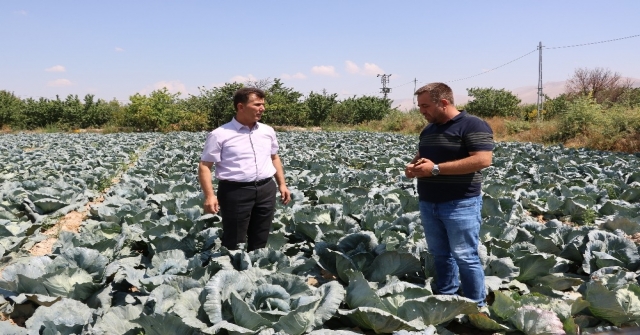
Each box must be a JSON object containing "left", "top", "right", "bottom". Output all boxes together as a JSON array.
[{"left": 198, "top": 87, "right": 291, "bottom": 251}]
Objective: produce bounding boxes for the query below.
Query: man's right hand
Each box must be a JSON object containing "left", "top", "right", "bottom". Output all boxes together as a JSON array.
[
  {"left": 203, "top": 196, "right": 220, "bottom": 214},
  {"left": 405, "top": 163, "right": 416, "bottom": 178},
  {"left": 405, "top": 158, "right": 428, "bottom": 178}
]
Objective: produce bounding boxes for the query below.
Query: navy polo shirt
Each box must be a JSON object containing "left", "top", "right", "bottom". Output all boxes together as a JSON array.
[{"left": 417, "top": 111, "right": 494, "bottom": 203}]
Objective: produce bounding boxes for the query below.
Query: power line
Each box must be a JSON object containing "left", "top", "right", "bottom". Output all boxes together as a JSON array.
[
  {"left": 544, "top": 34, "right": 640, "bottom": 50},
  {"left": 444, "top": 49, "right": 538, "bottom": 83},
  {"left": 396, "top": 33, "right": 639, "bottom": 96},
  {"left": 391, "top": 80, "right": 414, "bottom": 89}
]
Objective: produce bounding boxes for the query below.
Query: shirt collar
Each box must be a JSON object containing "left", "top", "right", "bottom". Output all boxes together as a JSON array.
[
  {"left": 231, "top": 117, "right": 259, "bottom": 131},
  {"left": 450, "top": 110, "right": 467, "bottom": 123}
]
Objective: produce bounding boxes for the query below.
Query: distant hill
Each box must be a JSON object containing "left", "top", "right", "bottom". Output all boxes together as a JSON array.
[
  {"left": 512, "top": 77, "right": 640, "bottom": 104},
  {"left": 511, "top": 81, "right": 567, "bottom": 104}
]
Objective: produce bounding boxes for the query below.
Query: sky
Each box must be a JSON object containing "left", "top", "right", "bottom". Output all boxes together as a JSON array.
[{"left": 1, "top": 1, "right": 639, "bottom": 110}]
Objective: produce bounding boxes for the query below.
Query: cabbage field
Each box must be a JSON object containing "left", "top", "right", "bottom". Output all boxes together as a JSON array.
[{"left": 1, "top": 131, "right": 640, "bottom": 335}]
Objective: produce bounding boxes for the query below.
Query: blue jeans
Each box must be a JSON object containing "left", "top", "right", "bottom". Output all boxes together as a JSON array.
[{"left": 420, "top": 195, "right": 486, "bottom": 306}]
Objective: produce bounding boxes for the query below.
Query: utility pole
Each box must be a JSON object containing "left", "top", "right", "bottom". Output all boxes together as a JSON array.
[
  {"left": 536, "top": 41, "right": 544, "bottom": 122},
  {"left": 377, "top": 74, "right": 392, "bottom": 99}
]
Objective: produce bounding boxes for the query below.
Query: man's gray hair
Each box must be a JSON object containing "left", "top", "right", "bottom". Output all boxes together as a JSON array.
[{"left": 414, "top": 82, "right": 454, "bottom": 105}]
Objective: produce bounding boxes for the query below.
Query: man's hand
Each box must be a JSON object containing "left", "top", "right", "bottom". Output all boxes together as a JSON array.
[
  {"left": 203, "top": 195, "right": 220, "bottom": 214},
  {"left": 279, "top": 184, "right": 291, "bottom": 205},
  {"left": 407, "top": 158, "right": 434, "bottom": 178},
  {"left": 405, "top": 163, "right": 417, "bottom": 178}
]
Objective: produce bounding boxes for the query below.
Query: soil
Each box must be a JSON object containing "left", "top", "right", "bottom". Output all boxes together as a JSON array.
[
  {"left": 627, "top": 233, "right": 640, "bottom": 245},
  {"left": 29, "top": 211, "right": 85, "bottom": 256},
  {"left": 27, "top": 194, "right": 106, "bottom": 257},
  {"left": 0, "top": 313, "right": 26, "bottom": 327}
]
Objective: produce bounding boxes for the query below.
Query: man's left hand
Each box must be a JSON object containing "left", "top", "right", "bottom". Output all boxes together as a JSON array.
[{"left": 279, "top": 185, "right": 292, "bottom": 205}]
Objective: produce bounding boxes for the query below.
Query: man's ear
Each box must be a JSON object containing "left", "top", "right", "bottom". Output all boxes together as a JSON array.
[{"left": 440, "top": 99, "right": 449, "bottom": 107}]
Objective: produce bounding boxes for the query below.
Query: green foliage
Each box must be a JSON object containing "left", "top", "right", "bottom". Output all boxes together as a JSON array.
[
  {"left": 14, "top": 97, "right": 61, "bottom": 129},
  {"left": 173, "top": 110, "right": 209, "bottom": 131},
  {"left": 600, "top": 105, "right": 640, "bottom": 135},
  {"left": 516, "top": 103, "right": 537, "bottom": 120},
  {"left": 181, "top": 83, "right": 242, "bottom": 129},
  {"left": 618, "top": 87, "right": 640, "bottom": 108},
  {"left": 328, "top": 95, "right": 393, "bottom": 125},
  {"left": 357, "top": 108, "right": 427, "bottom": 133},
  {"left": 262, "top": 79, "right": 309, "bottom": 126},
  {"left": 118, "top": 88, "right": 184, "bottom": 131},
  {"left": 306, "top": 90, "right": 338, "bottom": 126},
  {"left": 577, "top": 208, "right": 597, "bottom": 225},
  {"left": 0, "top": 90, "right": 23, "bottom": 128},
  {"left": 96, "top": 176, "right": 113, "bottom": 193},
  {"left": 556, "top": 95, "right": 602, "bottom": 141},
  {"left": 6, "top": 93, "right": 120, "bottom": 130},
  {"left": 544, "top": 94, "right": 570, "bottom": 119},
  {"left": 57, "top": 95, "right": 83, "bottom": 129},
  {"left": 466, "top": 87, "right": 521, "bottom": 118},
  {"left": 504, "top": 120, "right": 532, "bottom": 135},
  {"left": 80, "top": 95, "right": 119, "bottom": 128}
]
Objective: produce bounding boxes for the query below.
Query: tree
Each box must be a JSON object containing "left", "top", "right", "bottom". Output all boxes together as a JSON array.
[
  {"left": 327, "top": 95, "right": 393, "bottom": 125},
  {"left": 305, "top": 89, "right": 338, "bottom": 126},
  {"left": 245, "top": 77, "right": 273, "bottom": 91},
  {"left": 182, "top": 83, "right": 243, "bottom": 129},
  {"left": 123, "top": 88, "right": 182, "bottom": 131},
  {"left": 0, "top": 90, "right": 23, "bottom": 128},
  {"left": 565, "top": 67, "right": 633, "bottom": 104},
  {"left": 262, "top": 78, "right": 309, "bottom": 126},
  {"left": 465, "top": 87, "right": 521, "bottom": 118}
]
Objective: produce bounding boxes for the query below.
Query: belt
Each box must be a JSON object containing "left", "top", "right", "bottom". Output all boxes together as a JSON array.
[{"left": 218, "top": 177, "right": 273, "bottom": 187}]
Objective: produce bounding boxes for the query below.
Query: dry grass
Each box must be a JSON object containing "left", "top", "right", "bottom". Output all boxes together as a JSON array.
[
  {"left": 486, "top": 117, "right": 559, "bottom": 144},
  {"left": 355, "top": 110, "right": 427, "bottom": 134},
  {"left": 485, "top": 117, "right": 506, "bottom": 138}
]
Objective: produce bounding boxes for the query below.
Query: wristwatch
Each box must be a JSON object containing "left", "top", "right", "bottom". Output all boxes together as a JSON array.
[{"left": 431, "top": 164, "right": 440, "bottom": 176}]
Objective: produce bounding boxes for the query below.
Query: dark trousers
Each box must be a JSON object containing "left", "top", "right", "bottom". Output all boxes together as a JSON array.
[{"left": 217, "top": 179, "right": 277, "bottom": 251}]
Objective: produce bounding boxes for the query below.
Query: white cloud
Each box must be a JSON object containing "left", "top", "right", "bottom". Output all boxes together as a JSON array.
[
  {"left": 47, "top": 79, "right": 72, "bottom": 87},
  {"left": 363, "top": 63, "right": 384, "bottom": 76},
  {"left": 13, "top": 10, "right": 27, "bottom": 15},
  {"left": 345, "top": 61, "right": 359, "bottom": 74},
  {"left": 311, "top": 65, "right": 339, "bottom": 77},
  {"left": 281, "top": 72, "right": 306, "bottom": 80},
  {"left": 140, "top": 80, "right": 188, "bottom": 96},
  {"left": 230, "top": 74, "right": 258, "bottom": 83},
  {"left": 115, "top": 47, "right": 125, "bottom": 52},
  {"left": 45, "top": 65, "right": 66, "bottom": 72},
  {"left": 344, "top": 61, "right": 384, "bottom": 76}
]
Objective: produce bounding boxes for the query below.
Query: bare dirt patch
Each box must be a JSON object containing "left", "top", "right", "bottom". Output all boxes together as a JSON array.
[
  {"left": 307, "top": 277, "right": 319, "bottom": 287},
  {"left": 0, "top": 313, "right": 26, "bottom": 327},
  {"left": 29, "top": 211, "right": 86, "bottom": 256},
  {"left": 627, "top": 233, "right": 640, "bottom": 245},
  {"left": 26, "top": 144, "right": 137, "bottom": 257}
]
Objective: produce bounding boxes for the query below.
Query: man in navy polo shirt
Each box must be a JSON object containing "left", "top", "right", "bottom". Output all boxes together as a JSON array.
[
  {"left": 405, "top": 82, "right": 494, "bottom": 306},
  {"left": 199, "top": 87, "right": 291, "bottom": 251}
]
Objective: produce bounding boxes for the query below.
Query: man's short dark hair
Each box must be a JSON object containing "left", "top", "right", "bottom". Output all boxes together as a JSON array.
[
  {"left": 415, "top": 82, "right": 455, "bottom": 105},
  {"left": 233, "top": 87, "right": 266, "bottom": 111}
]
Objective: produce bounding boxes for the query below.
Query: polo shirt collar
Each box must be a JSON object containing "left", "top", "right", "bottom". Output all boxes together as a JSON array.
[
  {"left": 231, "top": 117, "right": 259, "bottom": 131},
  {"left": 449, "top": 111, "right": 467, "bottom": 123}
]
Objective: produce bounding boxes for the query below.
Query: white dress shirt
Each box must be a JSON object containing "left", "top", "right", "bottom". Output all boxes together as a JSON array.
[{"left": 200, "top": 118, "right": 278, "bottom": 182}]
